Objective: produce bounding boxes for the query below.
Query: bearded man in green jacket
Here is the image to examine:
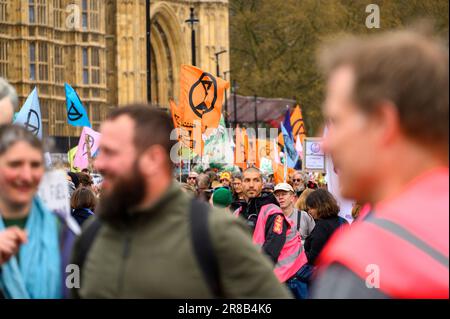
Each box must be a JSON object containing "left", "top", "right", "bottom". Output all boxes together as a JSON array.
[{"left": 70, "top": 105, "right": 291, "bottom": 299}]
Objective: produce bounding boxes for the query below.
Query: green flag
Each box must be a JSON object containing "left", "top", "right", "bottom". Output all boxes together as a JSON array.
[{"left": 201, "top": 116, "right": 234, "bottom": 171}]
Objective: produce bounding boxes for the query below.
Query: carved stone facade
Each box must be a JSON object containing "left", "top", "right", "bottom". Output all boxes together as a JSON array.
[
  {"left": 0, "top": 0, "right": 108, "bottom": 137},
  {"left": 150, "top": 0, "right": 230, "bottom": 107},
  {"left": 0, "top": 0, "right": 229, "bottom": 139}
]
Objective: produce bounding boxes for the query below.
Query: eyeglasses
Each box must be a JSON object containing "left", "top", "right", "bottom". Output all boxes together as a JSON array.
[
  {"left": 292, "top": 179, "right": 302, "bottom": 182},
  {"left": 219, "top": 179, "right": 229, "bottom": 183},
  {"left": 187, "top": 177, "right": 197, "bottom": 180}
]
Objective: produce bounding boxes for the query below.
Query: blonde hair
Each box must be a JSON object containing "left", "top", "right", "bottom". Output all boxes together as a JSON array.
[{"left": 295, "top": 188, "right": 315, "bottom": 211}]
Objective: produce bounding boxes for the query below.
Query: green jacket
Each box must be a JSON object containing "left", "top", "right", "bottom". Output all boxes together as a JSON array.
[{"left": 71, "top": 183, "right": 292, "bottom": 298}]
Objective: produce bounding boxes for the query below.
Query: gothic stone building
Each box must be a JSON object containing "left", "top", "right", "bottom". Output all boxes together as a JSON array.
[{"left": 0, "top": 0, "right": 229, "bottom": 149}]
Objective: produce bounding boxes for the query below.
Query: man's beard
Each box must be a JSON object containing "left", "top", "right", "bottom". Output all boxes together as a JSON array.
[{"left": 96, "top": 163, "right": 147, "bottom": 228}]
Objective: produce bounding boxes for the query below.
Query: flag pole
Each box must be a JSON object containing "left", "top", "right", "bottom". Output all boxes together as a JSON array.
[
  {"left": 85, "top": 133, "right": 93, "bottom": 172},
  {"left": 179, "top": 160, "right": 182, "bottom": 183},
  {"left": 188, "top": 152, "right": 191, "bottom": 175}
]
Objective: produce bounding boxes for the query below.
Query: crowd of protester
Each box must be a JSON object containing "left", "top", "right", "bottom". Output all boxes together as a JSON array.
[{"left": 0, "top": 27, "right": 448, "bottom": 299}]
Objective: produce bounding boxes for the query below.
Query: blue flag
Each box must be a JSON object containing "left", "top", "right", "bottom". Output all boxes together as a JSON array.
[
  {"left": 64, "top": 83, "right": 91, "bottom": 127},
  {"left": 280, "top": 121, "right": 298, "bottom": 168},
  {"left": 13, "top": 87, "right": 42, "bottom": 139},
  {"left": 283, "top": 108, "right": 294, "bottom": 139}
]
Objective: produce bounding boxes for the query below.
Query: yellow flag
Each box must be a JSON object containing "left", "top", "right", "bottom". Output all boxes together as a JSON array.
[{"left": 67, "top": 146, "right": 80, "bottom": 172}]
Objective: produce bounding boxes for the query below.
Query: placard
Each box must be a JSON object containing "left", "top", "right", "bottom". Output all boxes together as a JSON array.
[
  {"left": 302, "top": 137, "right": 326, "bottom": 172},
  {"left": 38, "top": 169, "right": 81, "bottom": 235}
]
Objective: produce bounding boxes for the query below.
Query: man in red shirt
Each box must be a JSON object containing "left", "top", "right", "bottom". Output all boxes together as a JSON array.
[{"left": 311, "top": 29, "right": 449, "bottom": 298}]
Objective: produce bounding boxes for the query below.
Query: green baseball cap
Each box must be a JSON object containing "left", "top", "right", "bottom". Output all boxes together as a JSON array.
[{"left": 212, "top": 187, "right": 233, "bottom": 208}]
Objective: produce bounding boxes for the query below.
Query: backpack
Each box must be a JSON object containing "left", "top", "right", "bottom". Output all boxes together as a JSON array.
[{"left": 72, "top": 198, "right": 224, "bottom": 298}]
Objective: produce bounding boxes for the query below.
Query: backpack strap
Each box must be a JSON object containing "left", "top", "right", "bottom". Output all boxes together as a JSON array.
[
  {"left": 297, "top": 209, "right": 302, "bottom": 233},
  {"left": 73, "top": 217, "right": 102, "bottom": 272},
  {"left": 72, "top": 199, "right": 224, "bottom": 298},
  {"left": 189, "top": 198, "right": 224, "bottom": 298}
]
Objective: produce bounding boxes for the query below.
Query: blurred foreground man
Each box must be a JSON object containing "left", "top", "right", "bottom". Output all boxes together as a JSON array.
[
  {"left": 312, "top": 29, "right": 449, "bottom": 298},
  {"left": 71, "top": 105, "right": 291, "bottom": 298}
]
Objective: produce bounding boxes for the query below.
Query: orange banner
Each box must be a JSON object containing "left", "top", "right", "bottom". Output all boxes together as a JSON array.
[
  {"left": 179, "top": 64, "right": 230, "bottom": 133},
  {"left": 247, "top": 132, "right": 258, "bottom": 167},
  {"left": 272, "top": 161, "right": 295, "bottom": 185},
  {"left": 170, "top": 98, "right": 202, "bottom": 155},
  {"left": 234, "top": 125, "right": 247, "bottom": 171}
]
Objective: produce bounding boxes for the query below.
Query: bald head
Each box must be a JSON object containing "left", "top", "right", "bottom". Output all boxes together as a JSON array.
[
  {"left": 243, "top": 166, "right": 262, "bottom": 178},
  {"left": 0, "top": 78, "right": 18, "bottom": 124},
  {"left": 242, "top": 167, "right": 263, "bottom": 199}
]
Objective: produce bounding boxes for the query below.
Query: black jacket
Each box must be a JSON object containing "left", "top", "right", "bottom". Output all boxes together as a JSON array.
[
  {"left": 304, "top": 216, "right": 348, "bottom": 265},
  {"left": 238, "top": 193, "right": 288, "bottom": 264},
  {"left": 71, "top": 208, "right": 94, "bottom": 227},
  {"left": 238, "top": 192, "right": 278, "bottom": 231},
  {"left": 230, "top": 198, "right": 246, "bottom": 212}
]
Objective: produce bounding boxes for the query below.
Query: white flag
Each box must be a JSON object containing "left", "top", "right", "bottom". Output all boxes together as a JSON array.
[{"left": 323, "top": 126, "right": 354, "bottom": 223}]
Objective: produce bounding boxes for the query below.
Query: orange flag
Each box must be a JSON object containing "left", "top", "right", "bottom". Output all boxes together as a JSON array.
[
  {"left": 170, "top": 98, "right": 202, "bottom": 155},
  {"left": 179, "top": 64, "right": 230, "bottom": 133},
  {"left": 169, "top": 99, "right": 181, "bottom": 129},
  {"left": 277, "top": 132, "right": 284, "bottom": 153},
  {"left": 272, "top": 161, "right": 295, "bottom": 184},
  {"left": 290, "top": 104, "right": 306, "bottom": 144},
  {"left": 247, "top": 132, "right": 258, "bottom": 167},
  {"left": 234, "top": 125, "right": 247, "bottom": 171},
  {"left": 243, "top": 127, "right": 249, "bottom": 167}
]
